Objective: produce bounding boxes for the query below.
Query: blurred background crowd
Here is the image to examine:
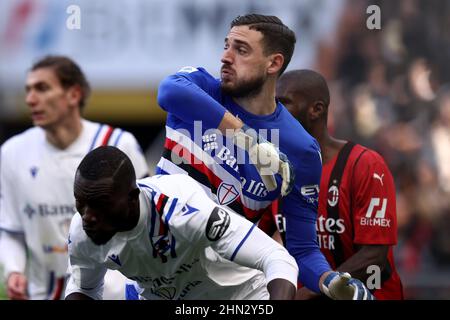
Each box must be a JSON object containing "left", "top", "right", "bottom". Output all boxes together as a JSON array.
[{"left": 0, "top": 0, "right": 449, "bottom": 299}]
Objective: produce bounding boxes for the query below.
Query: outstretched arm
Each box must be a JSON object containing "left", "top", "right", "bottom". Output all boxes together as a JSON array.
[
  {"left": 165, "top": 180, "right": 298, "bottom": 300},
  {"left": 158, "top": 67, "right": 240, "bottom": 132},
  {"left": 297, "top": 245, "right": 388, "bottom": 299},
  {"left": 203, "top": 207, "right": 298, "bottom": 299},
  {"left": 267, "top": 279, "right": 296, "bottom": 300},
  {"left": 282, "top": 145, "right": 374, "bottom": 300}
]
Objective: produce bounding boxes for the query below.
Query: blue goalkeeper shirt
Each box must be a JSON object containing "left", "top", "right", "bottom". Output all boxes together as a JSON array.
[{"left": 156, "top": 66, "right": 331, "bottom": 293}]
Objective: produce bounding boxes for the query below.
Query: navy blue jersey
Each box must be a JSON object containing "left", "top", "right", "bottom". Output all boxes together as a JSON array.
[{"left": 156, "top": 67, "right": 331, "bottom": 292}]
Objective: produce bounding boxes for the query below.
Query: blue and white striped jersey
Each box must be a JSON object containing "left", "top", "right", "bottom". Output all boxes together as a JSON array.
[
  {"left": 66, "top": 174, "right": 298, "bottom": 300},
  {"left": 156, "top": 67, "right": 331, "bottom": 292}
]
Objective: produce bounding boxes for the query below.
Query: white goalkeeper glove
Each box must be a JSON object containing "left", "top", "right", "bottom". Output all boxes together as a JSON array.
[
  {"left": 233, "top": 125, "right": 295, "bottom": 196},
  {"left": 321, "top": 272, "right": 375, "bottom": 300}
]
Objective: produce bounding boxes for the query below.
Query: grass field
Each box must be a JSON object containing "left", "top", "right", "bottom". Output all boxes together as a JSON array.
[{"left": 0, "top": 266, "right": 6, "bottom": 300}]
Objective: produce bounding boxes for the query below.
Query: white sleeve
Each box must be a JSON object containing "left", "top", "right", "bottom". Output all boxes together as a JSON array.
[
  {"left": 65, "top": 264, "right": 106, "bottom": 300},
  {"left": 0, "top": 145, "right": 24, "bottom": 232},
  {"left": 166, "top": 185, "right": 298, "bottom": 288},
  {"left": 209, "top": 207, "right": 299, "bottom": 288},
  {"left": 0, "top": 231, "right": 27, "bottom": 277},
  {"left": 115, "top": 131, "right": 149, "bottom": 179},
  {"left": 0, "top": 140, "right": 27, "bottom": 282},
  {"left": 226, "top": 219, "right": 299, "bottom": 288},
  {"left": 65, "top": 215, "right": 107, "bottom": 300}
]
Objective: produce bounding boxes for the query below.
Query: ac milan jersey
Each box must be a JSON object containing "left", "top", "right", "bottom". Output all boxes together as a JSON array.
[
  {"left": 156, "top": 67, "right": 331, "bottom": 292},
  {"left": 317, "top": 142, "right": 403, "bottom": 299},
  {"left": 0, "top": 119, "right": 148, "bottom": 299},
  {"left": 65, "top": 174, "right": 298, "bottom": 300}
]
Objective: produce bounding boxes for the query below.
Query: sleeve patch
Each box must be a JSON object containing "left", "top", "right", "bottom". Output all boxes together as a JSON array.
[
  {"left": 177, "top": 66, "right": 198, "bottom": 74},
  {"left": 205, "top": 207, "right": 230, "bottom": 241}
]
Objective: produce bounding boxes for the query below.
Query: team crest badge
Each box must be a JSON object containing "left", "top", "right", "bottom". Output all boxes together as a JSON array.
[
  {"left": 328, "top": 184, "right": 339, "bottom": 207},
  {"left": 217, "top": 182, "right": 239, "bottom": 205}
]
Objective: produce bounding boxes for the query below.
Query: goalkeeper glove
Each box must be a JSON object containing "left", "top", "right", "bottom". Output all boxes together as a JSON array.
[
  {"left": 233, "top": 125, "right": 295, "bottom": 196},
  {"left": 321, "top": 271, "right": 375, "bottom": 300}
]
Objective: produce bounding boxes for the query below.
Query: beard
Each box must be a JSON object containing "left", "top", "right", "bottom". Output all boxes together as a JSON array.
[{"left": 221, "top": 72, "right": 266, "bottom": 99}]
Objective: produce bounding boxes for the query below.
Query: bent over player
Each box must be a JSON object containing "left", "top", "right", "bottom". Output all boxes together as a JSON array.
[{"left": 65, "top": 146, "right": 298, "bottom": 300}]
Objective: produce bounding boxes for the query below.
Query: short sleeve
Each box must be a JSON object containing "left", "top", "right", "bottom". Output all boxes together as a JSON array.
[{"left": 352, "top": 151, "right": 397, "bottom": 245}]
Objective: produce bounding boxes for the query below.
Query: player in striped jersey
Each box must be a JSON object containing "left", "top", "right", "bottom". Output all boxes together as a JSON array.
[
  {"left": 65, "top": 146, "right": 298, "bottom": 300},
  {"left": 0, "top": 56, "right": 149, "bottom": 300}
]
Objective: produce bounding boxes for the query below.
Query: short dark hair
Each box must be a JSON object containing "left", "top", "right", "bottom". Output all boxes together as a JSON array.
[
  {"left": 77, "top": 146, "right": 136, "bottom": 190},
  {"left": 31, "top": 55, "right": 91, "bottom": 110},
  {"left": 231, "top": 14, "right": 296, "bottom": 75},
  {"left": 280, "top": 69, "right": 330, "bottom": 107}
]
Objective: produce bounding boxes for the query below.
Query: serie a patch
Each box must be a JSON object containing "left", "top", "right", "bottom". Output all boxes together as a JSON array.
[{"left": 205, "top": 207, "right": 230, "bottom": 241}]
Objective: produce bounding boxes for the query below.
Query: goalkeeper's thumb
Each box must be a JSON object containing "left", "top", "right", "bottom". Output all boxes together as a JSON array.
[{"left": 321, "top": 271, "right": 375, "bottom": 300}]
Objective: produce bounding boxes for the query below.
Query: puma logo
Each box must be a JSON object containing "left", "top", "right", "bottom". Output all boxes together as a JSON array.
[{"left": 373, "top": 173, "right": 384, "bottom": 186}]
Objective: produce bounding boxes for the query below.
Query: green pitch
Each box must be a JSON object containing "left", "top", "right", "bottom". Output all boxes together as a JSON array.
[
  {"left": 0, "top": 266, "right": 6, "bottom": 300},
  {"left": 0, "top": 283, "right": 5, "bottom": 300}
]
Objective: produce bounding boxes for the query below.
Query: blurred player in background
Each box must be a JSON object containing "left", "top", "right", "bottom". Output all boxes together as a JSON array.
[
  {"left": 156, "top": 14, "right": 373, "bottom": 299},
  {"left": 276, "top": 69, "right": 403, "bottom": 299},
  {"left": 65, "top": 146, "right": 298, "bottom": 300},
  {"left": 0, "top": 56, "right": 149, "bottom": 300}
]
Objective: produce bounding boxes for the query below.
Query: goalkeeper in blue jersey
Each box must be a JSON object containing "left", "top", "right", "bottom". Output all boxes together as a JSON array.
[{"left": 154, "top": 14, "right": 374, "bottom": 300}]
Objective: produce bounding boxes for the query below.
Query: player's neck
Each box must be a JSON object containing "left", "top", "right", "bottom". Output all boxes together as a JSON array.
[
  {"left": 317, "top": 131, "right": 347, "bottom": 164},
  {"left": 45, "top": 114, "right": 83, "bottom": 150},
  {"left": 233, "top": 81, "right": 277, "bottom": 116}
]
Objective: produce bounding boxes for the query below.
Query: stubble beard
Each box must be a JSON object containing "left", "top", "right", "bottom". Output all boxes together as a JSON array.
[{"left": 221, "top": 74, "right": 266, "bottom": 99}]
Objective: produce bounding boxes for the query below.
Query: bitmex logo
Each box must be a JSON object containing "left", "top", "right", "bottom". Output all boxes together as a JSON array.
[{"left": 361, "top": 197, "right": 391, "bottom": 227}]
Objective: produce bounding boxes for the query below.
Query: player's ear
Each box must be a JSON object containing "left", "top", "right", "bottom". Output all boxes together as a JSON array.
[
  {"left": 267, "top": 53, "right": 284, "bottom": 76},
  {"left": 310, "top": 101, "right": 325, "bottom": 121},
  {"left": 67, "top": 84, "right": 82, "bottom": 108}
]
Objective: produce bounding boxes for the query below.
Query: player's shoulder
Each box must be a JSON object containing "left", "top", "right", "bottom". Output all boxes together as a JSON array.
[
  {"left": 83, "top": 119, "right": 133, "bottom": 138},
  {"left": 138, "top": 174, "right": 203, "bottom": 200},
  {"left": 1, "top": 127, "right": 44, "bottom": 158},
  {"left": 177, "top": 66, "right": 215, "bottom": 79},
  {"left": 278, "top": 105, "right": 320, "bottom": 154},
  {"left": 282, "top": 126, "right": 321, "bottom": 166},
  {"left": 352, "top": 144, "right": 389, "bottom": 169},
  {"left": 139, "top": 174, "right": 197, "bottom": 190},
  {"left": 85, "top": 119, "right": 140, "bottom": 148},
  {"left": 109, "top": 126, "right": 139, "bottom": 147},
  {"left": 350, "top": 144, "right": 394, "bottom": 183},
  {"left": 176, "top": 66, "right": 220, "bottom": 91}
]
